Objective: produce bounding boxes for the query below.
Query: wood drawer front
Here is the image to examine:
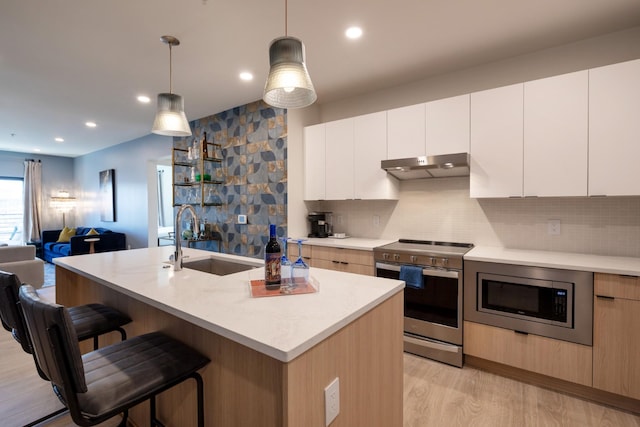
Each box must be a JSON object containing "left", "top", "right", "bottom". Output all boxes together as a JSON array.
[
  {"left": 288, "top": 245, "right": 312, "bottom": 262},
  {"left": 595, "top": 273, "right": 640, "bottom": 301},
  {"left": 313, "top": 259, "right": 374, "bottom": 276},
  {"left": 593, "top": 296, "right": 640, "bottom": 399},
  {"left": 464, "top": 321, "right": 593, "bottom": 386},
  {"left": 312, "top": 246, "right": 373, "bottom": 266}
]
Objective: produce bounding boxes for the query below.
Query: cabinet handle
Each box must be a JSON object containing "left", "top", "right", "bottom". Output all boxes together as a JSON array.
[
  {"left": 596, "top": 295, "right": 615, "bottom": 300},
  {"left": 340, "top": 261, "right": 349, "bottom": 265},
  {"left": 332, "top": 260, "right": 340, "bottom": 264},
  {"left": 514, "top": 330, "right": 528, "bottom": 336},
  {"left": 618, "top": 274, "right": 638, "bottom": 279}
]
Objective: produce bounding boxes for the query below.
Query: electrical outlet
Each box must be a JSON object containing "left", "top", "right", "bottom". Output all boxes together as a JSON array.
[
  {"left": 324, "top": 377, "right": 340, "bottom": 426},
  {"left": 547, "top": 219, "right": 561, "bottom": 235},
  {"left": 237, "top": 214, "right": 247, "bottom": 224},
  {"left": 373, "top": 215, "right": 380, "bottom": 227},
  {"left": 337, "top": 215, "right": 343, "bottom": 225}
]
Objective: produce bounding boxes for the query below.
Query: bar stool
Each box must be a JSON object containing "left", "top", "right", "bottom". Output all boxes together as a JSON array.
[
  {"left": 19, "top": 284, "right": 210, "bottom": 427},
  {"left": 0, "top": 270, "right": 131, "bottom": 426}
]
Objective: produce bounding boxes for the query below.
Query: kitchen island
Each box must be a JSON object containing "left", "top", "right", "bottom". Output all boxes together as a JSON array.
[{"left": 54, "top": 247, "right": 404, "bottom": 427}]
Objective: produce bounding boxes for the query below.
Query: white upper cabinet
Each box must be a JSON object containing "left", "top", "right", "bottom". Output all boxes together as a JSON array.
[
  {"left": 425, "top": 94, "right": 470, "bottom": 156},
  {"left": 387, "top": 104, "right": 426, "bottom": 159},
  {"left": 325, "top": 118, "right": 355, "bottom": 200},
  {"left": 523, "top": 71, "right": 588, "bottom": 197},
  {"left": 589, "top": 59, "right": 640, "bottom": 196},
  {"left": 303, "top": 124, "right": 326, "bottom": 200},
  {"left": 354, "top": 112, "right": 399, "bottom": 200},
  {"left": 470, "top": 84, "right": 524, "bottom": 198}
]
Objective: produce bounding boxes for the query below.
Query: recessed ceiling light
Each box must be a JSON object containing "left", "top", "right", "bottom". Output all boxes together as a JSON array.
[
  {"left": 239, "top": 72, "right": 253, "bottom": 81},
  {"left": 54, "top": 137, "right": 64, "bottom": 142},
  {"left": 85, "top": 121, "right": 97, "bottom": 128},
  {"left": 345, "top": 26, "right": 363, "bottom": 39},
  {"left": 137, "top": 95, "right": 151, "bottom": 103}
]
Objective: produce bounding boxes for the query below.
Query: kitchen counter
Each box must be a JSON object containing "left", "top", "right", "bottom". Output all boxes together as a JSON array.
[
  {"left": 466, "top": 246, "right": 640, "bottom": 276},
  {"left": 302, "top": 237, "right": 396, "bottom": 250},
  {"left": 53, "top": 247, "right": 404, "bottom": 426}
]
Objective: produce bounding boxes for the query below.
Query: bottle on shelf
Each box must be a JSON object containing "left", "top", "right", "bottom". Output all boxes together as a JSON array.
[
  {"left": 202, "top": 132, "right": 208, "bottom": 159},
  {"left": 192, "top": 138, "right": 199, "bottom": 160},
  {"left": 264, "top": 224, "right": 281, "bottom": 290}
]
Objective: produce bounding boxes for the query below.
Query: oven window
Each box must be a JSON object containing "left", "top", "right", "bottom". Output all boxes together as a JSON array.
[
  {"left": 405, "top": 275, "right": 458, "bottom": 328},
  {"left": 481, "top": 279, "right": 568, "bottom": 323}
]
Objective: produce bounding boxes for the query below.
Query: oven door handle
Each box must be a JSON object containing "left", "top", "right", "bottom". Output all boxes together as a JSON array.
[{"left": 375, "top": 262, "right": 459, "bottom": 279}]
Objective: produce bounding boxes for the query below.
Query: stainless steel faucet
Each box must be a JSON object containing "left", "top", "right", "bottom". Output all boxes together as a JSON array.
[{"left": 173, "top": 204, "right": 198, "bottom": 271}]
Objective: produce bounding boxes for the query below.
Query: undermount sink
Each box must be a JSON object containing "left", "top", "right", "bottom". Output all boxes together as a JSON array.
[{"left": 182, "top": 257, "right": 259, "bottom": 276}]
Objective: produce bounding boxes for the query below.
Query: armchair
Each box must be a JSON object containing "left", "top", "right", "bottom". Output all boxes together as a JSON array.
[{"left": 0, "top": 245, "right": 45, "bottom": 288}]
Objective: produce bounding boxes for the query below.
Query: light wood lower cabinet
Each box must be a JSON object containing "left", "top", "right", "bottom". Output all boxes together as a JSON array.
[
  {"left": 311, "top": 246, "right": 374, "bottom": 276},
  {"left": 593, "top": 273, "right": 640, "bottom": 400},
  {"left": 464, "top": 321, "right": 593, "bottom": 386}
]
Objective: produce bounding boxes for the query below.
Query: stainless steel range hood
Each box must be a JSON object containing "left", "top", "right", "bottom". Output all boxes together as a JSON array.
[{"left": 381, "top": 153, "right": 470, "bottom": 180}]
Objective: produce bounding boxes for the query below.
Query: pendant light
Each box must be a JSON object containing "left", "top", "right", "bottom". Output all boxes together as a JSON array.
[
  {"left": 152, "top": 35, "right": 192, "bottom": 137},
  {"left": 263, "top": 0, "right": 317, "bottom": 109}
]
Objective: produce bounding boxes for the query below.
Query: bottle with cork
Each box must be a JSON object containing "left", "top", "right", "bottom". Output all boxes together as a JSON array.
[{"left": 202, "top": 132, "right": 208, "bottom": 159}]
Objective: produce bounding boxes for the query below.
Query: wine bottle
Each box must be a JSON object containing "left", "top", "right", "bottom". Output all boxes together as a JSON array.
[
  {"left": 202, "top": 132, "right": 208, "bottom": 159},
  {"left": 264, "top": 224, "right": 281, "bottom": 290}
]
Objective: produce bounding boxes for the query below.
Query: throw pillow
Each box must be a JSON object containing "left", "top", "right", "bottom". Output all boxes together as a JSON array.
[
  {"left": 57, "top": 227, "right": 77, "bottom": 242},
  {"left": 86, "top": 228, "right": 99, "bottom": 236}
]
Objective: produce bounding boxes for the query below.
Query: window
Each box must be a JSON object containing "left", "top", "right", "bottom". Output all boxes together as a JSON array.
[{"left": 0, "top": 178, "right": 24, "bottom": 244}]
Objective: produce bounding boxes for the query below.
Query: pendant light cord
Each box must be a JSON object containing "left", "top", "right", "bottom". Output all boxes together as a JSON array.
[
  {"left": 168, "top": 43, "right": 173, "bottom": 94},
  {"left": 285, "top": 0, "right": 288, "bottom": 36}
]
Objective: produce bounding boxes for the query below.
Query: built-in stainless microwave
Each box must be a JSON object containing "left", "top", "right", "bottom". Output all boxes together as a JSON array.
[{"left": 464, "top": 261, "right": 593, "bottom": 346}]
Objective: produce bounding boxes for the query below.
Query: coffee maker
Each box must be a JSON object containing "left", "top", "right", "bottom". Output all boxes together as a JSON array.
[{"left": 307, "top": 212, "right": 332, "bottom": 238}]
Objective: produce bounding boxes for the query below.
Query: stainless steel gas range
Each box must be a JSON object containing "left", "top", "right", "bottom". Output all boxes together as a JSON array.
[{"left": 373, "top": 239, "right": 474, "bottom": 367}]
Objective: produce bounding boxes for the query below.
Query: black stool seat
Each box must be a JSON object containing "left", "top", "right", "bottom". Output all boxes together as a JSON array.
[
  {"left": 68, "top": 303, "right": 131, "bottom": 342},
  {"left": 75, "top": 331, "right": 209, "bottom": 418},
  {"left": 19, "top": 284, "right": 210, "bottom": 427}
]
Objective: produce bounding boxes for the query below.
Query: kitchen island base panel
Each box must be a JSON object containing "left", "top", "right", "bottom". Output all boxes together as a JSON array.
[
  {"left": 465, "top": 355, "right": 640, "bottom": 416},
  {"left": 56, "top": 266, "right": 404, "bottom": 427}
]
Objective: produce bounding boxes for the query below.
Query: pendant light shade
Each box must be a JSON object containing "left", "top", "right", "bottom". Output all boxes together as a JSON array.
[
  {"left": 152, "top": 93, "right": 191, "bottom": 136},
  {"left": 263, "top": 37, "right": 316, "bottom": 109},
  {"left": 152, "top": 36, "right": 192, "bottom": 137}
]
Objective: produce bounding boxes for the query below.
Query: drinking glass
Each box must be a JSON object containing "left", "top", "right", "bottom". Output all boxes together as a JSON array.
[
  {"left": 291, "top": 239, "right": 309, "bottom": 286},
  {"left": 279, "top": 237, "right": 292, "bottom": 287}
]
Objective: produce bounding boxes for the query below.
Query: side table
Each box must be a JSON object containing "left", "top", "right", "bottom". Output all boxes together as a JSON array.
[{"left": 84, "top": 237, "right": 100, "bottom": 254}]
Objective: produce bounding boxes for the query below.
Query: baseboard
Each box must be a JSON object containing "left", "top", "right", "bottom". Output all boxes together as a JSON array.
[{"left": 465, "top": 355, "right": 640, "bottom": 416}]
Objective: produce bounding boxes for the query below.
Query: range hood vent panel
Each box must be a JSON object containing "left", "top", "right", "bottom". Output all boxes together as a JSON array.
[{"left": 381, "top": 153, "right": 470, "bottom": 180}]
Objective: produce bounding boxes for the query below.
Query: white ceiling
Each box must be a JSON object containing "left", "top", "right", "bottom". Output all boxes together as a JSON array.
[{"left": 2, "top": 0, "right": 640, "bottom": 158}]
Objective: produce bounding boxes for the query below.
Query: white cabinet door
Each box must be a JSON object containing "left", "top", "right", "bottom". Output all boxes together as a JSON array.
[
  {"left": 470, "top": 84, "right": 524, "bottom": 198},
  {"left": 325, "top": 118, "right": 355, "bottom": 200},
  {"left": 354, "top": 111, "right": 398, "bottom": 200},
  {"left": 386, "top": 103, "right": 426, "bottom": 159},
  {"left": 303, "top": 124, "right": 326, "bottom": 200},
  {"left": 523, "top": 71, "right": 588, "bottom": 197},
  {"left": 589, "top": 59, "right": 640, "bottom": 196},
  {"left": 425, "top": 94, "right": 470, "bottom": 156}
]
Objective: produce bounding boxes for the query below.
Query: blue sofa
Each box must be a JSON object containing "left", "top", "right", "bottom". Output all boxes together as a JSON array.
[{"left": 41, "top": 227, "right": 126, "bottom": 263}]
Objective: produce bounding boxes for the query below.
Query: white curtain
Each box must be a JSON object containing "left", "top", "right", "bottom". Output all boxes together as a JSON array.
[{"left": 23, "top": 160, "right": 42, "bottom": 243}]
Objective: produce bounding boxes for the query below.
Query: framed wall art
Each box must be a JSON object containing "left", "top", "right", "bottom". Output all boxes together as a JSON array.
[{"left": 99, "top": 169, "right": 116, "bottom": 222}]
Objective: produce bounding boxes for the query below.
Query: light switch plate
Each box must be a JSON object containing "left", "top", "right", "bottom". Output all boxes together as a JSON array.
[
  {"left": 547, "top": 219, "right": 561, "bottom": 235},
  {"left": 237, "top": 214, "right": 247, "bottom": 224}
]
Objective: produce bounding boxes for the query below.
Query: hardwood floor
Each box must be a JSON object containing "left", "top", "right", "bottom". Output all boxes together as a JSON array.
[{"left": 2, "top": 287, "right": 639, "bottom": 426}]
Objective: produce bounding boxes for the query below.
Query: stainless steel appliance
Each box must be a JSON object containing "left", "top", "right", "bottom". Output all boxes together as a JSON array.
[
  {"left": 374, "top": 239, "right": 474, "bottom": 367},
  {"left": 307, "top": 212, "right": 331, "bottom": 238},
  {"left": 381, "top": 152, "right": 470, "bottom": 180},
  {"left": 464, "top": 261, "right": 593, "bottom": 346}
]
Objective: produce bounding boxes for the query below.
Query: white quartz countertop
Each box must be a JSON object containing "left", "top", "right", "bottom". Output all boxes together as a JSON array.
[
  {"left": 301, "top": 237, "right": 396, "bottom": 251},
  {"left": 54, "top": 247, "right": 404, "bottom": 362},
  {"left": 465, "top": 246, "right": 640, "bottom": 276}
]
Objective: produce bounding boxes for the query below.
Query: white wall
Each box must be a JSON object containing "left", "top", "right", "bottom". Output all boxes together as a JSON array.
[{"left": 289, "top": 26, "right": 640, "bottom": 257}]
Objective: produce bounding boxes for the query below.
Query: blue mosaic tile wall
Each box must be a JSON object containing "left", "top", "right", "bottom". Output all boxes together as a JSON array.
[{"left": 174, "top": 100, "right": 287, "bottom": 259}]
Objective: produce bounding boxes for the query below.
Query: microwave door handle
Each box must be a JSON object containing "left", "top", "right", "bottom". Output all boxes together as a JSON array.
[{"left": 375, "top": 262, "right": 459, "bottom": 279}]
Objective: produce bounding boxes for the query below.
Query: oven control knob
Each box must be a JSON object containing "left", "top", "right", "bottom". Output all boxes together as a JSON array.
[
  {"left": 429, "top": 257, "right": 435, "bottom": 265},
  {"left": 442, "top": 258, "right": 449, "bottom": 267},
  {"left": 410, "top": 255, "right": 417, "bottom": 263},
  {"left": 383, "top": 253, "right": 389, "bottom": 260},
  {"left": 393, "top": 253, "right": 400, "bottom": 261}
]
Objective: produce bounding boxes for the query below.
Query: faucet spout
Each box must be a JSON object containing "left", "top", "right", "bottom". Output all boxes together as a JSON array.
[{"left": 174, "top": 204, "right": 198, "bottom": 271}]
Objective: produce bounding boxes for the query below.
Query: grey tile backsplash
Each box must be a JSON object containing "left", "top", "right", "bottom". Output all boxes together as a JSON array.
[{"left": 307, "top": 177, "right": 640, "bottom": 258}]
